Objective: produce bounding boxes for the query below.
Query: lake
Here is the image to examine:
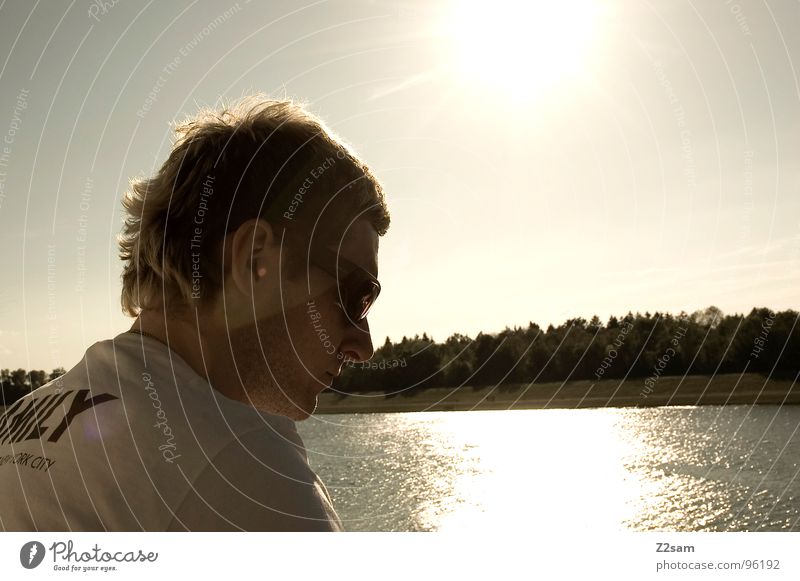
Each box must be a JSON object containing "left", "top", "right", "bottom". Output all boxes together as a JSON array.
[{"left": 297, "top": 405, "right": 800, "bottom": 532}]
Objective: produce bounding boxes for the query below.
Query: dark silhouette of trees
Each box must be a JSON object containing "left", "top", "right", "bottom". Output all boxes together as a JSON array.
[
  {"left": 331, "top": 307, "right": 800, "bottom": 395},
  {"left": 48, "top": 367, "right": 67, "bottom": 382},
  {"left": 0, "top": 367, "right": 67, "bottom": 406},
  {"left": 4, "top": 308, "right": 798, "bottom": 404},
  {"left": 29, "top": 370, "right": 47, "bottom": 389}
]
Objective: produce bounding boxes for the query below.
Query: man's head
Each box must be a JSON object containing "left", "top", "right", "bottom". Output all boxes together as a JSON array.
[{"left": 118, "top": 95, "right": 390, "bottom": 420}]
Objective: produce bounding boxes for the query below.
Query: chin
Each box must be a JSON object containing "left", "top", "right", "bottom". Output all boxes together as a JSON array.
[
  {"left": 283, "top": 396, "right": 316, "bottom": 421},
  {"left": 272, "top": 387, "right": 318, "bottom": 421},
  {"left": 244, "top": 385, "right": 317, "bottom": 421}
]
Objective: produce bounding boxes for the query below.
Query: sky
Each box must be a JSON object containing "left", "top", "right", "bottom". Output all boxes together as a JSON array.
[{"left": 0, "top": 0, "right": 798, "bottom": 371}]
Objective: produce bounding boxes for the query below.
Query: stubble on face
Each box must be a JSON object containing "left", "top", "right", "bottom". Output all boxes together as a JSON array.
[{"left": 226, "top": 297, "right": 327, "bottom": 421}]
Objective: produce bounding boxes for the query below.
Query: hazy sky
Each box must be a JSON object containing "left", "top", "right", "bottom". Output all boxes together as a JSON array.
[{"left": 0, "top": 0, "right": 798, "bottom": 370}]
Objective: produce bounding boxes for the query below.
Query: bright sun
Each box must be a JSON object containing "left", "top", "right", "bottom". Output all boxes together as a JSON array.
[{"left": 439, "top": 0, "right": 604, "bottom": 101}]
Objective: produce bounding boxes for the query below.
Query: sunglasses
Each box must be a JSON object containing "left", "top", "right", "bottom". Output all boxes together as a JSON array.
[{"left": 309, "top": 246, "right": 381, "bottom": 324}]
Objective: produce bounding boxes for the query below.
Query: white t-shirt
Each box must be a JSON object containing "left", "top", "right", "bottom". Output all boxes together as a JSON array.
[{"left": 0, "top": 332, "right": 343, "bottom": 532}]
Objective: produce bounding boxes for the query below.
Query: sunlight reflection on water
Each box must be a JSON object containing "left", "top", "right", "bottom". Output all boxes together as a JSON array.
[{"left": 297, "top": 406, "right": 800, "bottom": 532}]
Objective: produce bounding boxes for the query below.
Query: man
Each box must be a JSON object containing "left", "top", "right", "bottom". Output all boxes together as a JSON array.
[{"left": 0, "top": 96, "right": 390, "bottom": 531}]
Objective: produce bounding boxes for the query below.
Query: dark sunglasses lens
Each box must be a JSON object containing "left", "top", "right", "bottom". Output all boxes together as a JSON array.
[{"left": 344, "top": 280, "right": 379, "bottom": 322}]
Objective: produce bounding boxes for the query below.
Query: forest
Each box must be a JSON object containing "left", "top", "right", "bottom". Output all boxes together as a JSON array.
[
  {"left": 1, "top": 306, "right": 797, "bottom": 405},
  {"left": 332, "top": 306, "right": 799, "bottom": 395}
]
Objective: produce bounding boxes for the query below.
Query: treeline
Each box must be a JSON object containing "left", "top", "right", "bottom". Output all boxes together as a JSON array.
[
  {"left": 1, "top": 368, "right": 66, "bottom": 406},
  {"left": 2, "top": 307, "right": 797, "bottom": 405},
  {"left": 335, "top": 306, "right": 799, "bottom": 395}
]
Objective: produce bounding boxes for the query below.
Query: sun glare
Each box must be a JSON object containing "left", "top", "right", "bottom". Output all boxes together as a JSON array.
[{"left": 439, "top": 0, "right": 603, "bottom": 101}]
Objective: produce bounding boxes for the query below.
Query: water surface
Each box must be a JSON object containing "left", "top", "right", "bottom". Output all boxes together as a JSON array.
[{"left": 297, "top": 405, "right": 800, "bottom": 531}]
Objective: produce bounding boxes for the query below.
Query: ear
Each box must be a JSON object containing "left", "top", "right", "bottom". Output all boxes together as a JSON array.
[{"left": 229, "top": 218, "right": 276, "bottom": 297}]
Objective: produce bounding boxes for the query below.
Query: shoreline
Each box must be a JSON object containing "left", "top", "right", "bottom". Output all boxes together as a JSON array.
[{"left": 316, "top": 373, "right": 799, "bottom": 414}]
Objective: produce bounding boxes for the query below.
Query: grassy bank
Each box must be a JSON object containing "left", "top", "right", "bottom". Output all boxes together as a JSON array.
[{"left": 316, "top": 373, "right": 799, "bottom": 414}]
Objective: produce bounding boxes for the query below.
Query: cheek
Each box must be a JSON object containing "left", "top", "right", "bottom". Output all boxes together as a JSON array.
[{"left": 288, "top": 295, "right": 342, "bottom": 361}]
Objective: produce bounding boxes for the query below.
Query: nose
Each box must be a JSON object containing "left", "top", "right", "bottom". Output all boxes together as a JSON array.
[{"left": 339, "top": 317, "right": 374, "bottom": 364}]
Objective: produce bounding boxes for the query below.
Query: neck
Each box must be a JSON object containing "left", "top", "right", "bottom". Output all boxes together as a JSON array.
[{"left": 130, "top": 307, "right": 242, "bottom": 403}]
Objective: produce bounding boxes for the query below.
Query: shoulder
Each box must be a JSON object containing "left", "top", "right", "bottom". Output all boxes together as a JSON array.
[{"left": 166, "top": 426, "right": 342, "bottom": 531}]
